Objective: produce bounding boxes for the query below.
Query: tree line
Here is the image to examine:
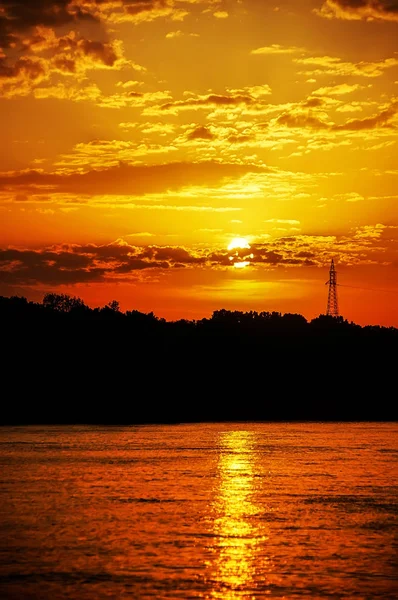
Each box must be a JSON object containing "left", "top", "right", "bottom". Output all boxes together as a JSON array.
[
  {"left": 1, "top": 292, "right": 396, "bottom": 332},
  {"left": 1, "top": 293, "right": 397, "bottom": 424}
]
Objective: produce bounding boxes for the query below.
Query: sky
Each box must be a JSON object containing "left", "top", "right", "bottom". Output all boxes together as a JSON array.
[{"left": 0, "top": 0, "right": 397, "bottom": 325}]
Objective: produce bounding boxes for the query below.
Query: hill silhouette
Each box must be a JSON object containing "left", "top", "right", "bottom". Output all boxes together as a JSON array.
[{"left": 1, "top": 294, "right": 397, "bottom": 424}]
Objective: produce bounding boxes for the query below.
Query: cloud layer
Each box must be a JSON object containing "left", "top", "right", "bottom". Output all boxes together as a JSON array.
[
  {"left": 315, "top": 0, "right": 398, "bottom": 22},
  {"left": 2, "top": 225, "right": 397, "bottom": 286}
]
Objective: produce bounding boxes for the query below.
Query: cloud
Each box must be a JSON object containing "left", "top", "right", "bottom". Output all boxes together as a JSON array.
[
  {"left": 104, "top": 2, "right": 189, "bottom": 25},
  {"left": 275, "top": 99, "right": 397, "bottom": 132},
  {"left": 144, "top": 85, "right": 273, "bottom": 116},
  {"left": 302, "top": 97, "right": 325, "bottom": 108},
  {"left": 97, "top": 89, "right": 172, "bottom": 109},
  {"left": 0, "top": 247, "right": 106, "bottom": 285},
  {"left": 0, "top": 239, "right": 313, "bottom": 286},
  {"left": 275, "top": 111, "right": 330, "bottom": 130},
  {"left": 353, "top": 223, "right": 386, "bottom": 239},
  {"left": 0, "top": 0, "right": 215, "bottom": 47},
  {"left": 139, "top": 245, "right": 206, "bottom": 264},
  {"left": 295, "top": 55, "right": 398, "bottom": 78},
  {"left": 25, "top": 28, "right": 123, "bottom": 69},
  {"left": 313, "top": 83, "right": 362, "bottom": 96},
  {"left": 0, "top": 0, "right": 95, "bottom": 49},
  {"left": 0, "top": 25, "right": 131, "bottom": 97},
  {"left": 0, "top": 161, "right": 269, "bottom": 197},
  {"left": 0, "top": 240, "right": 209, "bottom": 285},
  {"left": 315, "top": 0, "right": 398, "bottom": 22},
  {"left": 213, "top": 11, "right": 228, "bottom": 19},
  {"left": 227, "top": 84, "right": 272, "bottom": 99},
  {"left": 251, "top": 44, "right": 306, "bottom": 55},
  {"left": 84, "top": 0, "right": 219, "bottom": 26},
  {"left": 336, "top": 192, "right": 365, "bottom": 202},
  {"left": 332, "top": 100, "right": 398, "bottom": 130},
  {"left": 139, "top": 122, "right": 176, "bottom": 135},
  {"left": 165, "top": 30, "right": 199, "bottom": 38},
  {"left": 159, "top": 92, "right": 255, "bottom": 113},
  {"left": 32, "top": 82, "right": 102, "bottom": 102},
  {"left": 0, "top": 56, "right": 49, "bottom": 97},
  {"left": 116, "top": 80, "right": 144, "bottom": 89},
  {"left": 187, "top": 125, "right": 215, "bottom": 140},
  {"left": 265, "top": 219, "right": 301, "bottom": 225},
  {"left": 0, "top": 243, "right": 164, "bottom": 285},
  {"left": 2, "top": 223, "right": 396, "bottom": 287}
]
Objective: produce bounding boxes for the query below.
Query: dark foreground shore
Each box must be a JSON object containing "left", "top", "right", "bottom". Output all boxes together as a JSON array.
[{"left": 2, "top": 295, "right": 397, "bottom": 424}]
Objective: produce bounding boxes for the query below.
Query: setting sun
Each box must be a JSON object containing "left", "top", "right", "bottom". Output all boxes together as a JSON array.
[{"left": 227, "top": 238, "right": 251, "bottom": 252}]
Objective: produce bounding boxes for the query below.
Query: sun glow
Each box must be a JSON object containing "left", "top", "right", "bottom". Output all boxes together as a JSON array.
[
  {"left": 228, "top": 237, "right": 251, "bottom": 251},
  {"left": 227, "top": 237, "right": 252, "bottom": 269}
]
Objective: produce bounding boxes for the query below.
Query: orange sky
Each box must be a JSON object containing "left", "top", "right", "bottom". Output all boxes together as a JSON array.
[{"left": 0, "top": 0, "right": 397, "bottom": 325}]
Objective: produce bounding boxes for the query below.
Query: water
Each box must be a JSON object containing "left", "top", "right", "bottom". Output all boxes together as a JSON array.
[{"left": 0, "top": 423, "right": 396, "bottom": 599}]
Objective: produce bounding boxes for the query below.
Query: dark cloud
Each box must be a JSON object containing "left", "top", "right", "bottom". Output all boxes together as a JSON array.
[
  {"left": 332, "top": 101, "right": 398, "bottom": 130},
  {"left": 129, "top": 91, "right": 144, "bottom": 97},
  {"left": 19, "top": 29, "right": 121, "bottom": 70},
  {"left": 248, "top": 246, "right": 317, "bottom": 266},
  {"left": 0, "top": 0, "right": 95, "bottom": 49},
  {"left": 276, "top": 111, "right": 330, "bottom": 130},
  {"left": 208, "top": 243, "right": 319, "bottom": 268},
  {"left": 53, "top": 57, "right": 76, "bottom": 73},
  {"left": 187, "top": 126, "right": 215, "bottom": 141},
  {"left": 297, "top": 251, "right": 316, "bottom": 258},
  {"left": 161, "top": 93, "right": 254, "bottom": 111},
  {"left": 0, "top": 248, "right": 91, "bottom": 268},
  {"left": 139, "top": 246, "right": 206, "bottom": 264},
  {"left": 0, "top": 2, "right": 123, "bottom": 96},
  {"left": 0, "top": 247, "right": 99, "bottom": 284},
  {"left": 0, "top": 237, "right": 323, "bottom": 286},
  {"left": 227, "top": 133, "right": 255, "bottom": 144},
  {"left": 276, "top": 101, "right": 397, "bottom": 131},
  {"left": 0, "top": 266, "right": 105, "bottom": 285},
  {"left": 0, "top": 241, "right": 206, "bottom": 285},
  {"left": 0, "top": 56, "right": 46, "bottom": 80},
  {"left": 0, "top": 161, "right": 269, "bottom": 196},
  {"left": 316, "top": 0, "right": 398, "bottom": 21},
  {"left": 303, "top": 97, "right": 325, "bottom": 108},
  {"left": 0, "top": 0, "right": 211, "bottom": 51},
  {"left": 121, "top": 0, "right": 170, "bottom": 16},
  {"left": 2, "top": 228, "right": 392, "bottom": 287},
  {"left": 54, "top": 36, "right": 120, "bottom": 69}
]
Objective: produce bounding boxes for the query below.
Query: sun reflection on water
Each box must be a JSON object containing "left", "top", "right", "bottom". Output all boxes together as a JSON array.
[{"left": 208, "top": 430, "right": 268, "bottom": 598}]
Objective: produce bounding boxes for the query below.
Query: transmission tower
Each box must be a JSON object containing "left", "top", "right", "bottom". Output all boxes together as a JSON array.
[{"left": 325, "top": 258, "right": 339, "bottom": 317}]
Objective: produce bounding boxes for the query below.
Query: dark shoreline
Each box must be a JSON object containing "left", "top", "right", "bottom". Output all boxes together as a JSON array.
[{"left": 2, "top": 294, "right": 397, "bottom": 424}]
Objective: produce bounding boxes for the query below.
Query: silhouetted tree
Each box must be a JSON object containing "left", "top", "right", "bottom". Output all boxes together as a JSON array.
[
  {"left": 43, "top": 293, "right": 87, "bottom": 313},
  {"left": 107, "top": 300, "right": 120, "bottom": 312}
]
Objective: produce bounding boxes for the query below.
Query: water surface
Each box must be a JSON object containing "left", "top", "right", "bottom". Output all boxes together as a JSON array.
[{"left": 0, "top": 423, "right": 396, "bottom": 598}]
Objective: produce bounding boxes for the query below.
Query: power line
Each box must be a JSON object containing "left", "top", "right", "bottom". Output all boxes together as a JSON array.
[{"left": 339, "top": 284, "right": 398, "bottom": 295}]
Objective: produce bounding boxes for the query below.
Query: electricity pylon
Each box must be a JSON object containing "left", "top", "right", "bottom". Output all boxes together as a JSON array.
[{"left": 325, "top": 258, "right": 339, "bottom": 317}]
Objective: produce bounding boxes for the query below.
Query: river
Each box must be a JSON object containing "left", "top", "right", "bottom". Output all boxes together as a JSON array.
[{"left": 0, "top": 423, "right": 396, "bottom": 598}]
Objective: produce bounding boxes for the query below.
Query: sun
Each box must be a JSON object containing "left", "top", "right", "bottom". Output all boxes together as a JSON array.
[
  {"left": 227, "top": 237, "right": 251, "bottom": 251},
  {"left": 227, "top": 237, "right": 253, "bottom": 269}
]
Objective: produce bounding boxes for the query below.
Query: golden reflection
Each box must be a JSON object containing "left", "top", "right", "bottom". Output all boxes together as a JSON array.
[{"left": 208, "top": 430, "right": 268, "bottom": 598}]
